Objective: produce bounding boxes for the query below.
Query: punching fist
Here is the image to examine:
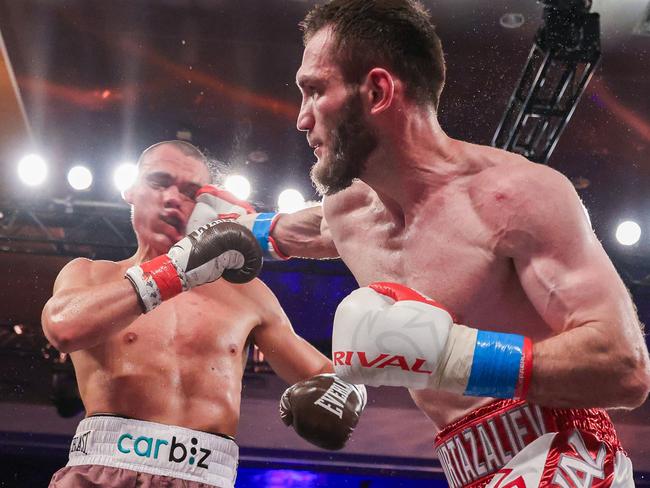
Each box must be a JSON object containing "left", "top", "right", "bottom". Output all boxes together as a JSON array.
[
  {"left": 279, "top": 374, "right": 367, "bottom": 450},
  {"left": 189, "top": 184, "right": 289, "bottom": 261},
  {"left": 332, "top": 283, "right": 533, "bottom": 400},
  {"left": 187, "top": 185, "right": 256, "bottom": 234},
  {"left": 126, "top": 220, "right": 262, "bottom": 312}
]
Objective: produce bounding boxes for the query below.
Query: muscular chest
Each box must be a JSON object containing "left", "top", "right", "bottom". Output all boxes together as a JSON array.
[
  {"left": 327, "top": 193, "right": 512, "bottom": 324},
  {"left": 118, "top": 285, "right": 257, "bottom": 358}
]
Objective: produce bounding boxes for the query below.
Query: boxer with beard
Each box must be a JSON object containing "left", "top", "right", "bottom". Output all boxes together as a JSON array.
[{"left": 224, "top": 1, "right": 650, "bottom": 486}]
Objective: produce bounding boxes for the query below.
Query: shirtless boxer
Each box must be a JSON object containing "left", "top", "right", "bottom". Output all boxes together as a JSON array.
[
  {"left": 41, "top": 140, "right": 366, "bottom": 488},
  {"left": 228, "top": 1, "right": 650, "bottom": 486}
]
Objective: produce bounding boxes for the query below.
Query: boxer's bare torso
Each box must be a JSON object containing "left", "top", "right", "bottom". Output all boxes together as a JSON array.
[
  {"left": 69, "top": 259, "right": 267, "bottom": 436},
  {"left": 43, "top": 143, "right": 332, "bottom": 439},
  {"left": 287, "top": 10, "right": 647, "bottom": 466},
  {"left": 323, "top": 144, "right": 557, "bottom": 430}
]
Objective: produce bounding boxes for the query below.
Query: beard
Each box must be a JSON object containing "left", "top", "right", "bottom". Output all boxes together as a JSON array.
[{"left": 310, "top": 91, "right": 378, "bottom": 196}]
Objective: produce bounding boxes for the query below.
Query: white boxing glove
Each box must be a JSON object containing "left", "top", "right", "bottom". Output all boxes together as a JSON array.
[
  {"left": 187, "top": 185, "right": 256, "bottom": 234},
  {"left": 332, "top": 282, "right": 533, "bottom": 399},
  {"left": 189, "top": 185, "right": 289, "bottom": 261}
]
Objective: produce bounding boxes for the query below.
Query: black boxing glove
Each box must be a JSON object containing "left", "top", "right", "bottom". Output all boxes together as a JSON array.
[
  {"left": 279, "top": 373, "right": 367, "bottom": 450},
  {"left": 126, "top": 220, "right": 262, "bottom": 312}
]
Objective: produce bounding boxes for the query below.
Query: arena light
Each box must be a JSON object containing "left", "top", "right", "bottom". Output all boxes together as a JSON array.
[
  {"left": 67, "top": 165, "right": 93, "bottom": 191},
  {"left": 500, "top": 13, "right": 525, "bottom": 29},
  {"left": 224, "top": 175, "right": 251, "bottom": 200},
  {"left": 17, "top": 154, "right": 47, "bottom": 186},
  {"left": 615, "top": 220, "right": 641, "bottom": 246},
  {"left": 278, "top": 189, "right": 306, "bottom": 214},
  {"left": 113, "top": 162, "right": 138, "bottom": 192}
]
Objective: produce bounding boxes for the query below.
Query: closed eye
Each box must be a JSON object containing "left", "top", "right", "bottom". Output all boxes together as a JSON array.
[{"left": 147, "top": 175, "right": 171, "bottom": 189}]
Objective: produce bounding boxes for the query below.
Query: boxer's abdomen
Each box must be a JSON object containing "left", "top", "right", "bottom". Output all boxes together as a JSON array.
[{"left": 72, "top": 281, "right": 257, "bottom": 437}]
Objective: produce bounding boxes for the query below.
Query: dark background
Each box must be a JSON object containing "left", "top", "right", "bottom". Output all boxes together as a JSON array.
[{"left": 0, "top": 0, "right": 649, "bottom": 485}]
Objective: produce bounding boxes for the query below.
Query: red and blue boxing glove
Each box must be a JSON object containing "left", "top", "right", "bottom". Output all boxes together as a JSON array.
[
  {"left": 188, "top": 185, "right": 289, "bottom": 261},
  {"left": 332, "top": 282, "right": 533, "bottom": 399}
]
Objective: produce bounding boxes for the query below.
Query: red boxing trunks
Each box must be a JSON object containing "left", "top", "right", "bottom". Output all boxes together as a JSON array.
[{"left": 434, "top": 399, "right": 634, "bottom": 488}]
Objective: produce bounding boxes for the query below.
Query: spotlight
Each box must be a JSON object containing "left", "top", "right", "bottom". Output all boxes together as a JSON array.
[
  {"left": 500, "top": 13, "right": 525, "bottom": 29},
  {"left": 616, "top": 221, "right": 641, "bottom": 246},
  {"left": 278, "top": 189, "right": 306, "bottom": 214},
  {"left": 113, "top": 162, "right": 138, "bottom": 192},
  {"left": 67, "top": 165, "right": 93, "bottom": 191},
  {"left": 224, "top": 175, "right": 251, "bottom": 200},
  {"left": 17, "top": 154, "right": 47, "bottom": 186}
]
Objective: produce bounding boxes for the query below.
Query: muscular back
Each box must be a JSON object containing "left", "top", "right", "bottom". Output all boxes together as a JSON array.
[
  {"left": 323, "top": 144, "right": 553, "bottom": 430},
  {"left": 67, "top": 260, "right": 263, "bottom": 437}
]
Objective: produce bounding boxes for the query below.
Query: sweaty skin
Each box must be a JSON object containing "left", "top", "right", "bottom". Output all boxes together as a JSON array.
[
  {"left": 321, "top": 149, "right": 632, "bottom": 430},
  {"left": 276, "top": 27, "right": 650, "bottom": 432},
  {"left": 42, "top": 144, "right": 332, "bottom": 437}
]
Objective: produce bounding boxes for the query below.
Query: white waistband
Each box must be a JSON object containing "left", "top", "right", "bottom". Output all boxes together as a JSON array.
[{"left": 66, "top": 416, "right": 239, "bottom": 487}]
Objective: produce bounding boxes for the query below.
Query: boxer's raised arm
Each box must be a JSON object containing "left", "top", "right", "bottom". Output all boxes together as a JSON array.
[
  {"left": 43, "top": 221, "right": 261, "bottom": 353},
  {"left": 190, "top": 186, "right": 338, "bottom": 260},
  {"left": 42, "top": 258, "right": 142, "bottom": 353},
  {"left": 488, "top": 164, "right": 650, "bottom": 409},
  {"left": 272, "top": 206, "right": 338, "bottom": 259}
]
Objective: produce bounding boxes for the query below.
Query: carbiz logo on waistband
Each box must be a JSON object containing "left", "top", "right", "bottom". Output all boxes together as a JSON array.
[{"left": 117, "top": 433, "right": 211, "bottom": 469}]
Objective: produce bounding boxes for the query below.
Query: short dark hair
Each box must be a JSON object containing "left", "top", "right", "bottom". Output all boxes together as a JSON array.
[
  {"left": 138, "top": 140, "right": 223, "bottom": 184},
  {"left": 300, "top": 0, "right": 446, "bottom": 110}
]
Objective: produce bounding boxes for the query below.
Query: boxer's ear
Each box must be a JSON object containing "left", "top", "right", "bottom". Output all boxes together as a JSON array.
[
  {"left": 122, "top": 187, "right": 134, "bottom": 205},
  {"left": 362, "top": 67, "right": 395, "bottom": 115}
]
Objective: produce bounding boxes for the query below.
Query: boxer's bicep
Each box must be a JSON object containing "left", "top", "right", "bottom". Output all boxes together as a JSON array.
[
  {"left": 43, "top": 259, "right": 95, "bottom": 344},
  {"left": 481, "top": 165, "right": 612, "bottom": 331},
  {"left": 251, "top": 287, "right": 332, "bottom": 384},
  {"left": 513, "top": 220, "right": 627, "bottom": 335},
  {"left": 507, "top": 173, "right": 634, "bottom": 336},
  {"left": 496, "top": 168, "right": 649, "bottom": 407},
  {"left": 319, "top": 212, "right": 338, "bottom": 255}
]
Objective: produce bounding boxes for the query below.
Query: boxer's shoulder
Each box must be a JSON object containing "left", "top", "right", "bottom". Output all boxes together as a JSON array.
[
  {"left": 468, "top": 153, "right": 573, "bottom": 219},
  {"left": 54, "top": 257, "right": 122, "bottom": 290},
  {"left": 467, "top": 154, "right": 582, "bottom": 255},
  {"left": 241, "top": 278, "right": 286, "bottom": 318},
  {"left": 201, "top": 276, "right": 280, "bottom": 323}
]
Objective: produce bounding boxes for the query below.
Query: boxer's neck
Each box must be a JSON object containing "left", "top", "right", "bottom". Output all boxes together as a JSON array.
[
  {"left": 361, "top": 109, "right": 462, "bottom": 217},
  {"left": 130, "top": 237, "right": 168, "bottom": 265}
]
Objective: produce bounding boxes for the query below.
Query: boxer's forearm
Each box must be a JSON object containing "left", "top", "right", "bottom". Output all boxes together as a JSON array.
[
  {"left": 527, "top": 323, "right": 650, "bottom": 409},
  {"left": 272, "top": 206, "right": 339, "bottom": 259},
  {"left": 42, "top": 281, "right": 142, "bottom": 353}
]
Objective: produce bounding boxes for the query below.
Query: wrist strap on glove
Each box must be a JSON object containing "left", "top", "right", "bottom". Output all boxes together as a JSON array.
[
  {"left": 125, "top": 255, "right": 187, "bottom": 313},
  {"left": 447, "top": 327, "right": 533, "bottom": 400},
  {"left": 250, "top": 213, "right": 290, "bottom": 261}
]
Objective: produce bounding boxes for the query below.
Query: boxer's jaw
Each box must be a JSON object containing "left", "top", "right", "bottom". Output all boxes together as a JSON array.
[{"left": 311, "top": 90, "right": 377, "bottom": 196}]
